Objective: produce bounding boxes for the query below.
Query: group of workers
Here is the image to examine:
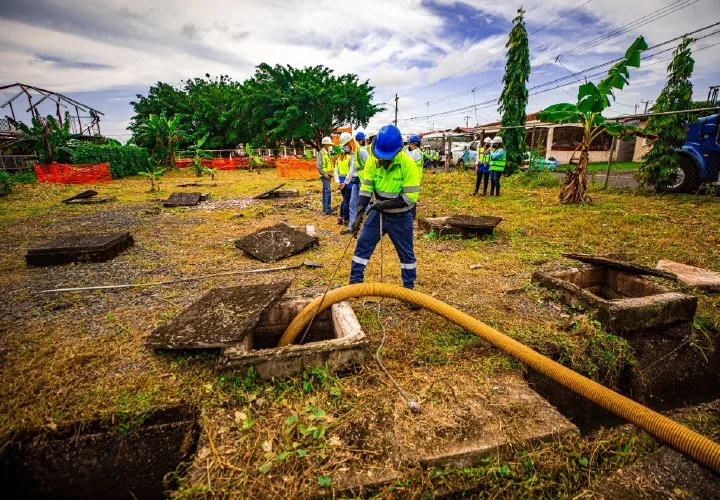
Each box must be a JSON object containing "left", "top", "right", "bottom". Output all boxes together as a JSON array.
[
  {"left": 314, "top": 125, "right": 505, "bottom": 310},
  {"left": 474, "top": 136, "right": 506, "bottom": 197}
]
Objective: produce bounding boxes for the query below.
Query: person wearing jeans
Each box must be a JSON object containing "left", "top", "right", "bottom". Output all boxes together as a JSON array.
[
  {"left": 341, "top": 132, "right": 369, "bottom": 235},
  {"left": 334, "top": 132, "right": 355, "bottom": 226},
  {"left": 488, "top": 136, "right": 506, "bottom": 196},
  {"left": 316, "top": 136, "right": 335, "bottom": 214}
]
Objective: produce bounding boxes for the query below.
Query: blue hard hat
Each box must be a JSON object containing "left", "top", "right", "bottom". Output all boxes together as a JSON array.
[
  {"left": 372, "top": 125, "right": 403, "bottom": 160},
  {"left": 355, "top": 132, "right": 366, "bottom": 141},
  {"left": 408, "top": 135, "right": 421, "bottom": 145}
]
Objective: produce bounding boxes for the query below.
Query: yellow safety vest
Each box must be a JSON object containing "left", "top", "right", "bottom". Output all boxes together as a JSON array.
[
  {"left": 337, "top": 154, "right": 350, "bottom": 176},
  {"left": 359, "top": 151, "right": 420, "bottom": 213},
  {"left": 320, "top": 149, "right": 333, "bottom": 173}
]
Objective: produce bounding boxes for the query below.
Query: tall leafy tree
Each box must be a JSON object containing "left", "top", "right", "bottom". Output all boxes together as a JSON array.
[
  {"left": 637, "top": 37, "right": 695, "bottom": 188},
  {"left": 498, "top": 8, "right": 530, "bottom": 174},
  {"left": 183, "top": 75, "right": 246, "bottom": 149},
  {"left": 539, "top": 37, "right": 648, "bottom": 203},
  {"left": 242, "top": 64, "right": 381, "bottom": 149},
  {"left": 129, "top": 83, "right": 190, "bottom": 139}
]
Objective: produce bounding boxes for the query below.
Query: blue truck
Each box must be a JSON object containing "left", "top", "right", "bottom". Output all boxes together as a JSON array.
[{"left": 662, "top": 113, "right": 720, "bottom": 192}]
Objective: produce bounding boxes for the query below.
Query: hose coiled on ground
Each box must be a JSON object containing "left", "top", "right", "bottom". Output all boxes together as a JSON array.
[{"left": 278, "top": 283, "right": 720, "bottom": 473}]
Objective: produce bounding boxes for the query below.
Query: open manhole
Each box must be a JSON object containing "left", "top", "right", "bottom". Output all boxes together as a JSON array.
[
  {"left": 218, "top": 297, "right": 369, "bottom": 379},
  {"left": 418, "top": 215, "right": 502, "bottom": 238},
  {"left": 528, "top": 265, "right": 719, "bottom": 431},
  {"left": 532, "top": 265, "right": 697, "bottom": 333},
  {"left": 0, "top": 406, "right": 199, "bottom": 499},
  {"left": 26, "top": 232, "right": 134, "bottom": 267}
]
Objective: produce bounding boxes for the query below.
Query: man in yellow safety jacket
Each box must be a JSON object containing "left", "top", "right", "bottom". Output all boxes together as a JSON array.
[{"left": 317, "top": 136, "right": 335, "bottom": 214}]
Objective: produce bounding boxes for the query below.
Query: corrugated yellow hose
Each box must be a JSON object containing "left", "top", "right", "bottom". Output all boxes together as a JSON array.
[{"left": 278, "top": 283, "right": 720, "bottom": 473}]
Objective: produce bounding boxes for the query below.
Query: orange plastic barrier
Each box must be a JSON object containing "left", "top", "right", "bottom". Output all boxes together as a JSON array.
[
  {"left": 276, "top": 158, "right": 318, "bottom": 180},
  {"left": 35, "top": 162, "right": 112, "bottom": 184}
]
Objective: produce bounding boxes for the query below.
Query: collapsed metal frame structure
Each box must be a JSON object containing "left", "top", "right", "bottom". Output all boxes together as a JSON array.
[{"left": 0, "top": 83, "right": 104, "bottom": 146}]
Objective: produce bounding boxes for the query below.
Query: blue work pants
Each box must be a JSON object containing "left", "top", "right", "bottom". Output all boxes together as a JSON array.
[{"left": 350, "top": 210, "right": 416, "bottom": 288}]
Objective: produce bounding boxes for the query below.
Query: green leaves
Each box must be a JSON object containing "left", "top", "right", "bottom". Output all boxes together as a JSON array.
[
  {"left": 597, "top": 36, "right": 647, "bottom": 98},
  {"left": 577, "top": 83, "right": 608, "bottom": 114},
  {"left": 538, "top": 103, "right": 581, "bottom": 124},
  {"left": 317, "top": 475, "right": 332, "bottom": 487}
]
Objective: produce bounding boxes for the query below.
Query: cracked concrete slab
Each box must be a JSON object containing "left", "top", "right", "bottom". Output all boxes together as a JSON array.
[
  {"left": 234, "top": 223, "right": 319, "bottom": 263},
  {"left": 26, "top": 232, "right": 134, "bottom": 267}
]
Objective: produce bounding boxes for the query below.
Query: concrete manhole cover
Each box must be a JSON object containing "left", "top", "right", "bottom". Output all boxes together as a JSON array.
[
  {"left": 26, "top": 232, "right": 134, "bottom": 267},
  {"left": 145, "top": 282, "right": 291, "bottom": 349},
  {"left": 446, "top": 215, "right": 503, "bottom": 230},
  {"left": 234, "top": 223, "right": 319, "bottom": 263},
  {"left": 164, "top": 192, "right": 203, "bottom": 207}
]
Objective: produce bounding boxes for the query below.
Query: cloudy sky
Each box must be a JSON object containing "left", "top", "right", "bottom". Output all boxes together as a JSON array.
[{"left": 1, "top": 0, "right": 719, "bottom": 140}]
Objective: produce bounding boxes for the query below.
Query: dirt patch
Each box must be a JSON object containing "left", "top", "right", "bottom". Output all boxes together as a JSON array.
[
  {"left": 25, "top": 232, "right": 134, "bottom": 267},
  {"left": 145, "top": 282, "right": 291, "bottom": 349},
  {"left": 234, "top": 223, "right": 319, "bottom": 262},
  {"left": 585, "top": 446, "right": 720, "bottom": 499},
  {"left": 0, "top": 406, "right": 199, "bottom": 499}
]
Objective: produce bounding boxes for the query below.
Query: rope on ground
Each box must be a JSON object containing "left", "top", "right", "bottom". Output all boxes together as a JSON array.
[{"left": 374, "top": 212, "right": 422, "bottom": 413}]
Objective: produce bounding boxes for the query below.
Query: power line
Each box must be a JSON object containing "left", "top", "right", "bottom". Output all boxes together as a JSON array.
[
  {"left": 401, "top": 0, "right": 700, "bottom": 101},
  {"left": 404, "top": 39, "right": 720, "bottom": 122},
  {"left": 401, "top": 0, "right": 593, "bottom": 98}
]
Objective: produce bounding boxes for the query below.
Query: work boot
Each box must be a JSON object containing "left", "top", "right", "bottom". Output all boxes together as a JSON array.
[
  {"left": 337, "top": 217, "right": 344, "bottom": 225},
  {"left": 340, "top": 229, "right": 352, "bottom": 235}
]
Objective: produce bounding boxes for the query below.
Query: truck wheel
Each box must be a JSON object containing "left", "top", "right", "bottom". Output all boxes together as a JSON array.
[{"left": 658, "top": 155, "right": 700, "bottom": 193}]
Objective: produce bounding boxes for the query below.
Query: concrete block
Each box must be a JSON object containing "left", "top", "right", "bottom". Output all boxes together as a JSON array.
[
  {"left": 26, "top": 232, "right": 134, "bottom": 267},
  {"left": 219, "top": 297, "right": 369, "bottom": 379},
  {"left": 532, "top": 266, "right": 697, "bottom": 333},
  {"left": 164, "top": 192, "right": 203, "bottom": 207},
  {"left": 234, "top": 223, "right": 319, "bottom": 262},
  {"left": 657, "top": 260, "right": 720, "bottom": 292},
  {"left": 418, "top": 216, "right": 501, "bottom": 238}
]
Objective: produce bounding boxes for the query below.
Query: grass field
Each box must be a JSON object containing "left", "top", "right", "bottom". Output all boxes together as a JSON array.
[
  {"left": 0, "top": 167, "right": 718, "bottom": 496},
  {"left": 554, "top": 161, "right": 641, "bottom": 173}
]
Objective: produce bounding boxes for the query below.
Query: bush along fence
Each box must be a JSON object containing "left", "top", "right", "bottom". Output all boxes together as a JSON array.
[{"left": 70, "top": 143, "right": 152, "bottom": 179}]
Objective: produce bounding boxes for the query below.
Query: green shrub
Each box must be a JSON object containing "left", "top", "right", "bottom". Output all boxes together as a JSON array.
[
  {"left": 0, "top": 170, "right": 37, "bottom": 197},
  {"left": 70, "top": 143, "right": 151, "bottom": 179},
  {"left": 0, "top": 172, "right": 11, "bottom": 197},
  {"left": 510, "top": 170, "right": 561, "bottom": 188}
]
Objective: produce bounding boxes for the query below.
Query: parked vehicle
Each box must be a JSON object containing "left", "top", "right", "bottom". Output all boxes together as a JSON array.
[
  {"left": 661, "top": 113, "right": 720, "bottom": 193},
  {"left": 523, "top": 151, "right": 559, "bottom": 171}
]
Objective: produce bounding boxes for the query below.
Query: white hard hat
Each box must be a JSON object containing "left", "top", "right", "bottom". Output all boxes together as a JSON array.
[
  {"left": 321, "top": 136, "right": 333, "bottom": 145},
  {"left": 492, "top": 136, "right": 503, "bottom": 144},
  {"left": 483, "top": 137, "right": 492, "bottom": 144},
  {"left": 339, "top": 132, "right": 352, "bottom": 146}
]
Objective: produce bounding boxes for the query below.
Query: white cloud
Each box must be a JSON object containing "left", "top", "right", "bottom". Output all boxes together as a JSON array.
[{"left": 1, "top": 0, "right": 718, "bottom": 138}]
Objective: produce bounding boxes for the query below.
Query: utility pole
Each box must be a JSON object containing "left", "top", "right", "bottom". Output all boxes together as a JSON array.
[
  {"left": 641, "top": 99, "right": 652, "bottom": 114},
  {"left": 394, "top": 94, "right": 399, "bottom": 126},
  {"left": 463, "top": 115, "right": 471, "bottom": 128},
  {"left": 634, "top": 104, "right": 638, "bottom": 115}
]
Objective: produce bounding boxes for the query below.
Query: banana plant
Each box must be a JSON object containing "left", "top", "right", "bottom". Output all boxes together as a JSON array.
[
  {"left": 181, "top": 133, "right": 216, "bottom": 178},
  {"left": 134, "top": 113, "right": 185, "bottom": 167},
  {"left": 245, "top": 143, "right": 265, "bottom": 173},
  {"left": 15, "top": 112, "right": 73, "bottom": 164},
  {"left": 539, "top": 36, "right": 648, "bottom": 203},
  {"left": 139, "top": 163, "right": 165, "bottom": 192}
]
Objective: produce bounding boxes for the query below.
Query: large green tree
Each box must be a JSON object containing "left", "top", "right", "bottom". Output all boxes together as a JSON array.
[
  {"left": 539, "top": 37, "right": 648, "bottom": 203},
  {"left": 498, "top": 8, "right": 531, "bottom": 174},
  {"left": 637, "top": 37, "right": 695, "bottom": 188},
  {"left": 242, "top": 64, "right": 381, "bottom": 149}
]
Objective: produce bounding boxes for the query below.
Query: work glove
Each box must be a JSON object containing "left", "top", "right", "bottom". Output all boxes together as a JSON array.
[
  {"left": 351, "top": 210, "right": 365, "bottom": 237},
  {"left": 368, "top": 200, "right": 394, "bottom": 212}
]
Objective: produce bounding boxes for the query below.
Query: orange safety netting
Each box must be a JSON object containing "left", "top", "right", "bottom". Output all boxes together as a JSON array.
[
  {"left": 276, "top": 158, "right": 318, "bottom": 180},
  {"left": 34, "top": 162, "right": 112, "bottom": 184}
]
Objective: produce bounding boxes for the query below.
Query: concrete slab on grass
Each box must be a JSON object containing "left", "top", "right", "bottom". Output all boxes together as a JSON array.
[
  {"left": 234, "top": 223, "right": 319, "bottom": 263},
  {"left": 419, "top": 216, "right": 501, "bottom": 238},
  {"left": 145, "top": 282, "right": 291, "bottom": 349},
  {"left": 584, "top": 446, "right": 720, "bottom": 499},
  {"left": 26, "top": 232, "right": 134, "bottom": 267},
  {"left": 164, "top": 192, "right": 203, "bottom": 207},
  {"left": 657, "top": 260, "right": 720, "bottom": 292},
  {"left": 331, "top": 374, "right": 578, "bottom": 496}
]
